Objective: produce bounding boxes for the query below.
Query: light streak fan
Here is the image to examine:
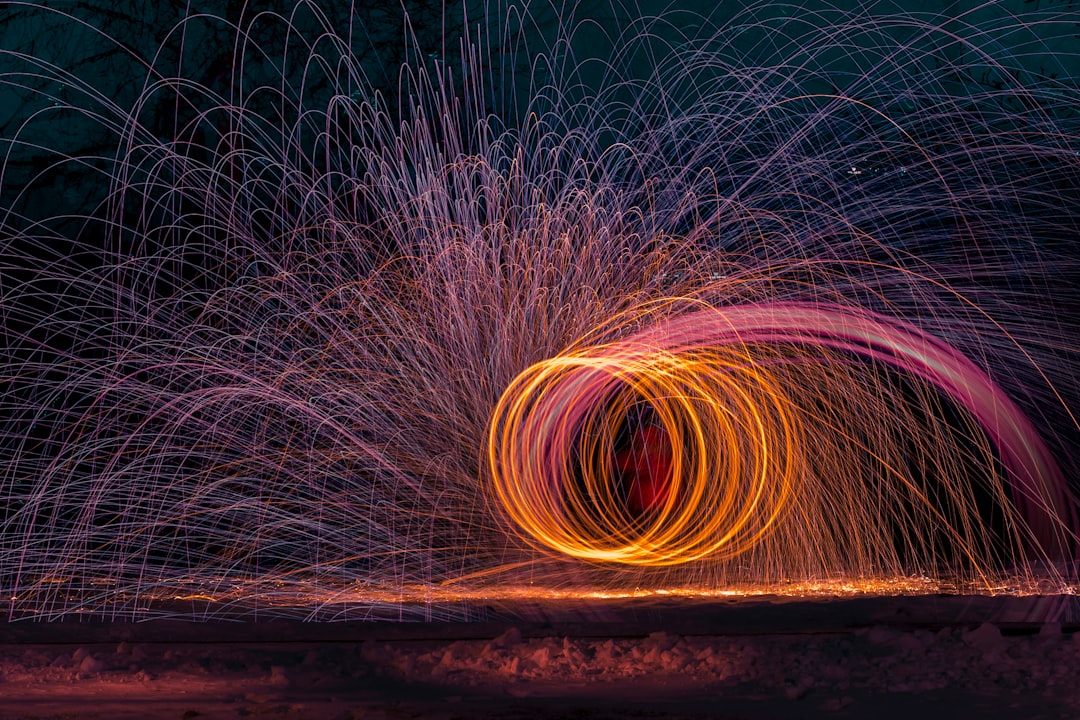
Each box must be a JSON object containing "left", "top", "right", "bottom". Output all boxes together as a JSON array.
[{"left": 0, "top": 1, "right": 1077, "bottom": 618}]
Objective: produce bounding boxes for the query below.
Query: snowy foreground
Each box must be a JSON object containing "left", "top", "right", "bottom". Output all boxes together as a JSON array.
[{"left": 1, "top": 595, "right": 1078, "bottom": 719}]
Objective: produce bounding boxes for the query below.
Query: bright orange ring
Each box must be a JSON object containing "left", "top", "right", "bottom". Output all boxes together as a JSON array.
[{"left": 486, "top": 341, "right": 800, "bottom": 566}]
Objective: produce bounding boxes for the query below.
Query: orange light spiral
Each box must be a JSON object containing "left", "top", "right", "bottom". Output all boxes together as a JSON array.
[
  {"left": 487, "top": 341, "right": 800, "bottom": 566},
  {"left": 487, "top": 301, "right": 1073, "bottom": 570}
]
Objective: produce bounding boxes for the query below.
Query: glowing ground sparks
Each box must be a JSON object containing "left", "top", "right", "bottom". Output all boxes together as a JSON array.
[
  {"left": 488, "top": 301, "right": 1074, "bottom": 569},
  {"left": 8, "top": 574, "right": 1076, "bottom": 622}
]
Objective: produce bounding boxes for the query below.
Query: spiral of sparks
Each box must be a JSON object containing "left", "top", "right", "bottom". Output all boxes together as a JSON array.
[
  {"left": 1, "top": 1, "right": 1078, "bottom": 618},
  {"left": 488, "top": 300, "right": 1073, "bottom": 570},
  {"left": 488, "top": 319, "right": 799, "bottom": 566}
]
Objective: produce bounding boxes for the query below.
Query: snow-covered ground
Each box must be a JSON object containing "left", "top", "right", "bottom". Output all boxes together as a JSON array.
[{"left": 2, "top": 596, "right": 1078, "bottom": 719}]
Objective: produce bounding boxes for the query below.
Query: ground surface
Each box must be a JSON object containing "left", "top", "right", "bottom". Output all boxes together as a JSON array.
[{"left": 2, "top": 595, "right": 1078, "bottom": 719}]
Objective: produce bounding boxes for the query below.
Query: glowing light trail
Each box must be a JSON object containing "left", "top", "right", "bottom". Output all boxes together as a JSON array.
[{"left": 489, "top": 301, "right": 1073, "bottom": 569}]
